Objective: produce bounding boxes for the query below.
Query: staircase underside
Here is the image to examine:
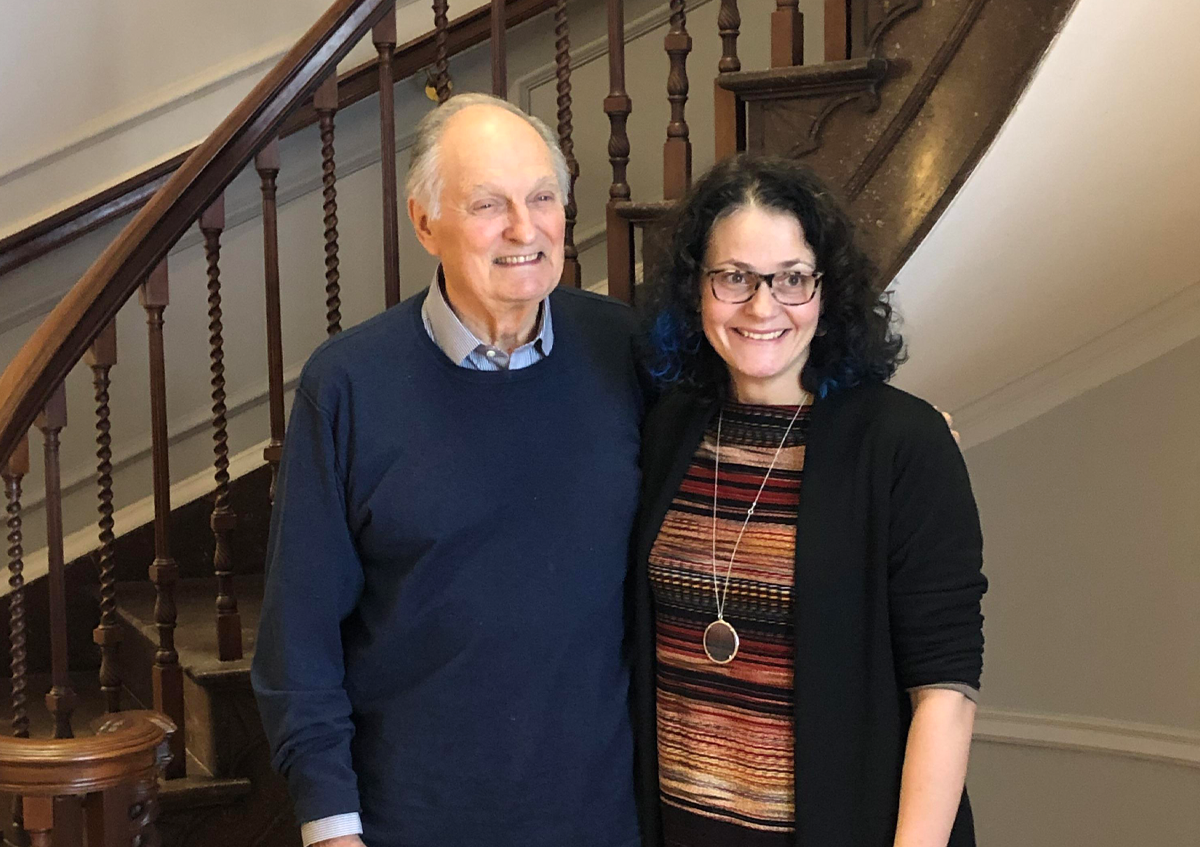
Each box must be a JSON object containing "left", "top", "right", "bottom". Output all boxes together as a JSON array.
[{"left": 720, "top": 0, "right": 1078, "bottom": 282}]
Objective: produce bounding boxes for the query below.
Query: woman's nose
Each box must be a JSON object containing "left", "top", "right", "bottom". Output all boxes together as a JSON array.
[{"left": 745, "top": 279, "right": 777, "bottom": 316}]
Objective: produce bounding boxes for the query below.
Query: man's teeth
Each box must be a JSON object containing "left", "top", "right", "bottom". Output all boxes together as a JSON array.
[
  {"left": 737, "top": 328, "right": 786, "bottom": 340},
  {"left": 494, "top": 253, "right": 540, "bottom": 265}
]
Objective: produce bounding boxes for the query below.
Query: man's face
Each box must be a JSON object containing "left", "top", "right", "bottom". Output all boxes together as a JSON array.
[{"left": 409, "top": 106, "right": 566, "bottom": 319}]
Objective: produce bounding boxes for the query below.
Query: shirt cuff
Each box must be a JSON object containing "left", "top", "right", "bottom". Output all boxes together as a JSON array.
[
  {"left": 907, "top": 682, "right": 980, "bottom": 703},
  {"left": 301, "top": 812, "right": 363, "bottom": 846}
]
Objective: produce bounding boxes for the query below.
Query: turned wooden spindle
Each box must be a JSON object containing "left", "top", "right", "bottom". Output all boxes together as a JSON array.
[
  {"left": 772, "top": 0, "right": 803, "bottom": 67},
  {"left": 714, "top": 0, "right": 742, "bottom": 159},
  {"left": 4, "top": 437, "right": 29, "bottom": 847},
  {"left": 4, "top": 435, "right": 30, "bottom": 740},
  {"left": 139, "top": 261, "right": 185, "bottom": 779},
  {"left": 21, "top": 797, "right": 52, "bottom": 847},
  {"left": 374, "top": 6, "right": 402, "bottom": 310},
  {"left": 663, "top": 0, "right": 692, "bottom": 199},
  {"left": 825, "top": 0, "right": 849, "bottom": 62},
  {"left": 604, "top": 0, "right": 634, "bottom": 304},
  {"left": 433, "top": 0, "right": 452, "bottom": 103},
  {"left": 314, "top": 75, "right": 342, "bottom": 336},
  {"left": 37, "top": 384, "right": 77, "bottom": 740},
  {"left": 555, "top": 0, "right": 581, "bottom": 288},
  {"left": 87, "top": 321, "right": 122, "bottom": 713},
  {"left": 256, "top": 140, "right": 286, "bottom": 502},
  {"left": 491, "top": 0, "right": 508, "bottom": 97},
  {"left": 200, "top": 196, "right": 244, "bottom": 663}
]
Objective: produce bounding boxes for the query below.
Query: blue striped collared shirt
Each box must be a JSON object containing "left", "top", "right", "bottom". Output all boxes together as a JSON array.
[{"left": 420, "top": 269, "right": 553, "bottom": 370}]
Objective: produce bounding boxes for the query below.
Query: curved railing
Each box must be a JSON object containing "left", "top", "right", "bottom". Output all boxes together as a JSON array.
[
  {"left": 0, "top": 0, "right": 392, "bottom": 462},
  {"left": 0, "top": 0, "right": 839, "bottom": 841},
  {"left": 0, "top": 710, "right": 175, "bottom": 845}
]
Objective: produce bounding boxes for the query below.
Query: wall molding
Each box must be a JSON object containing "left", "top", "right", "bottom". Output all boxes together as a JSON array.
[
  {"left": 5, "top": 435, "right": 272, "bottom": 597},
  {"left": 975, "top": 707, "right": 1200, "bottom": 770},
  {"left": 512, "top": 0, "right": 717, "bottom": 113},
  {"left": 954, "top": 278, "right": 1200, "bottom": 449},
  {"left": 0, "top": 38, "right": 296, "bottom": 189},
  {"left": 1, "top": 115, "right": 421, "bottom": 358}
]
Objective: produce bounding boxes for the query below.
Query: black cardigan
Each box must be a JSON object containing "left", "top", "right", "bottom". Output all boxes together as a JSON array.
[{"left": 630, "top": 382, "right": 987, "bottom": 847}]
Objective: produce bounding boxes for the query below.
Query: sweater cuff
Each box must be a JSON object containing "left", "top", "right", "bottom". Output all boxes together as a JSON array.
[
  {"left": 907, "top": 682, "right": 979, "bottom": 703},
  {"left": 301, "top": 812, "right": 363, "bottom": 845}
]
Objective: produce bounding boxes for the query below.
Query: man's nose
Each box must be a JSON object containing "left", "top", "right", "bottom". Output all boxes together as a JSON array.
[{"left": 505, "top": 203, "right": 536, "bottom": 243}]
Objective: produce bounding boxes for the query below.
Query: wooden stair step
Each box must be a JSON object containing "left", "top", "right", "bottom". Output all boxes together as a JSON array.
[
  {"left": 612, "top": 199, "right": 675, "bottom": 226},
  {"left": 111, "top": 575, "right": 263, "bottom": 680},
  {"left": 716, "top": 56, "right": 888, "bottom": 98}
]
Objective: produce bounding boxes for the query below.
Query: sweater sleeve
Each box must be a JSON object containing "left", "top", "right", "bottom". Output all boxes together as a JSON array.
[
  {"left": 886, "top": 401, "right": 987, "bottom": 692},
  {"left": 251, "top": 384, "right": 365, "bottom": 825}
]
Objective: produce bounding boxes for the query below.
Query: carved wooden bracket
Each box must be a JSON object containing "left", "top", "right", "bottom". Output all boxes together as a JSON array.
[{"left": 717, "top": 58, "right": 888, "bottom": 160}]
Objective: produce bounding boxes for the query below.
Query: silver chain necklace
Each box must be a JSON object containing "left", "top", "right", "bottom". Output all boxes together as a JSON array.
[{"left": 704, "top": 397, "right": 807, "bottom": 664}]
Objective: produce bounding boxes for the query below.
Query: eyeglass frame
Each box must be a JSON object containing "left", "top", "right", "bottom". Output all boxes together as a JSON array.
[{"left": 702, "top": 266, "right": 824, "bottom": 306}]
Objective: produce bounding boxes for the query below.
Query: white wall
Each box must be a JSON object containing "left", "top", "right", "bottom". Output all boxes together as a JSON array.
[
  {"left": 0, "top": 0, "right": 491, "bottom": 239},
  {"left": 960, "top": 333, "right": 1200, "bottom": 845}
]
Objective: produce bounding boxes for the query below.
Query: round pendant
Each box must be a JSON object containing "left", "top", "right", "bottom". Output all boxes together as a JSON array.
[{"left": 703, "top": 619, "right": 740, "bottom": 664}]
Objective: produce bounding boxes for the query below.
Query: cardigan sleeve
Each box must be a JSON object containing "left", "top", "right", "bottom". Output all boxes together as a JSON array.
[
  {"left": 886, "top": 401, "right": 987, "bottom": 693},
  {"left": 251, "top": 380, "right": 365, "bottom": 826}
]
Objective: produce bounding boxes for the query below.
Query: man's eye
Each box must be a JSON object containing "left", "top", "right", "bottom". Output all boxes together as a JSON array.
[{"left": 534, "top": 194, "right": 556, "bottom": 203}]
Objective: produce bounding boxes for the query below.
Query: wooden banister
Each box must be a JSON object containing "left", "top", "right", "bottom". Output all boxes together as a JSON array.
[
  {"left": 0, "top": 0, "right": 561, "bottom": 282},
  {"left": 0, "top": 0, "right": 394, "bottom": 466},
  {"left": 0, "top": 712, "right": 174, "bottom": 797}
]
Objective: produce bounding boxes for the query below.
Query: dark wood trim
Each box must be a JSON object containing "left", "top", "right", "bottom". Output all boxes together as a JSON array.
[
  {"left": 0, "top": 0, "right": 394, "bottom": 466},
  {"left": 0, "top": 0, "right": 558, "bottom": 282},
  {"left": 716, "top": 57, "right": 886, "bottom": 97}
]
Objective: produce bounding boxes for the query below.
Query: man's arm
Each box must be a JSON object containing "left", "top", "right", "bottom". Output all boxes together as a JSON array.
[{"left": 251, "top": 384, "right": 366, "bottom": 833}]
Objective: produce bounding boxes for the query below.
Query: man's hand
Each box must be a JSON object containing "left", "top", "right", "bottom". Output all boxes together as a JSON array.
[{"left": 314, "top": 838, "right": 365, "bottom": 847}]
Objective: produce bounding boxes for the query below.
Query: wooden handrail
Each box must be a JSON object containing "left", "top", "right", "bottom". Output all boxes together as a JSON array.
[
  {"left": 0, "top": 0, "right": 558, "bottom": 280},
  {"left": 0, "top": 0, "right": 395, "bottom": 465},
  {"left": 0, "top": 711, "right": 173, "bottom": 796}
]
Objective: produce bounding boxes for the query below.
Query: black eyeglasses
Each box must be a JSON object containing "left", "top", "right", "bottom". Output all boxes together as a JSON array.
[{"left": 704, "top": 267, "right": 823, "bottom": 306}]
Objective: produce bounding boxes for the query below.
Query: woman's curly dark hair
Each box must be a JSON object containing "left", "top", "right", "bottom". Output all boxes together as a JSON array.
[{"left": 641, "top": 155, "right": 905, "bottom": 399}]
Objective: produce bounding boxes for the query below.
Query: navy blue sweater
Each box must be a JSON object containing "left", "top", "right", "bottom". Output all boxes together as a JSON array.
[{"left": 252, "top": 288, "right": 645, "bottom": 847}]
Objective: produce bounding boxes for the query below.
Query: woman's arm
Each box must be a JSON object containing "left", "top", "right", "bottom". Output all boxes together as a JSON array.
[{"left": 893, "top": 688, "right": 976, "bottom": 847}]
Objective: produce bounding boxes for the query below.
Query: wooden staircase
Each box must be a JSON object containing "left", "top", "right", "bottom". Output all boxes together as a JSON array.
[{"left": 0, "top": 1, "right": 1076, "bottom": 844}]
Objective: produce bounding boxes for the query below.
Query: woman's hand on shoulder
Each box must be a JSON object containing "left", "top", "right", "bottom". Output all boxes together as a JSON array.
[{"left": 933, "top": 405, "right": 960, "bottom": 446}]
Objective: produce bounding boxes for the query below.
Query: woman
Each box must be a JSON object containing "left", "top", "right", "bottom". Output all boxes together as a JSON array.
[{"left": 632, "top": 156, "right": 987, "bottom": 847}]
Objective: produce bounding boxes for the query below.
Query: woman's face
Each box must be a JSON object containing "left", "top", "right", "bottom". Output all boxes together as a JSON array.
[{"left": 700, "top": 205, "right": 822, "bottom": 405}]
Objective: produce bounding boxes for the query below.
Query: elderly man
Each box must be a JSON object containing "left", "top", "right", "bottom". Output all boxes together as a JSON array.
[{"left": 251, "top": 94, "right": 645, "bottom": 847}]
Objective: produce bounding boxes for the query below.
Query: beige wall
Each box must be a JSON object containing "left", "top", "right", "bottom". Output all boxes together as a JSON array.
[{"left": 959, "top": 334, "right": 1200, "bottom": 844}]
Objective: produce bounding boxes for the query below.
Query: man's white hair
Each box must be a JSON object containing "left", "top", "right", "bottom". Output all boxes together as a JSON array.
[{"left": 405, "top": 93, "right": 571, "bottom": 219}]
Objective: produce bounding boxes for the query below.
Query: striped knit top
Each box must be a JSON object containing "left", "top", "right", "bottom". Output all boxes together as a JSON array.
[{"left": 647, "top": 400, "right": 809, "bottom": 846}]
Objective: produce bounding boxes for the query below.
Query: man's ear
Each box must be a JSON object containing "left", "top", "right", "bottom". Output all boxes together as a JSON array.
[{"left": 407, "top": 197, "right": 440, "bottom": 258}]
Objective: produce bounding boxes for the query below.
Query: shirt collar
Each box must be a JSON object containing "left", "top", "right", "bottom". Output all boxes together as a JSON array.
[{"left": 421, "top": 267, "right": 553, "bottom": 367}]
